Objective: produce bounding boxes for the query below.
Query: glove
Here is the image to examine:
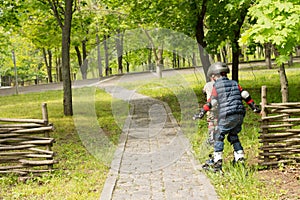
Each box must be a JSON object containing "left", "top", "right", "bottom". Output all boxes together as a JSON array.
[
  {"left": 193, "top": 109, "right": 206, "bottom": 120},
  {"left": 249, "top": 102, "right": 261, "bottom": 113}
]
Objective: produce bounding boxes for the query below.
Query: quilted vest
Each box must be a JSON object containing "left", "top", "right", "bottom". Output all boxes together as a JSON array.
[{"left": 214, "top": 77, "right": 245, "bottom": 118}]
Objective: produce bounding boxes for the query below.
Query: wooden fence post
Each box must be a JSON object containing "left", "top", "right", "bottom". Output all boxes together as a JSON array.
[
  {"left": 261, "top": 86, "right": 269, "bottom": 164},
  {"left": 42, "top": 103, "right": 53, "bottom": 170},
  {"left": 42, "top": 103, "right": 49, "bottom": 126},
  {"left": 261, "top": 86, "right": 267, "bottom": 118}
]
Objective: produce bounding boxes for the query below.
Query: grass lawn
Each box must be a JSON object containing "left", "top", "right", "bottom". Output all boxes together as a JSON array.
[
  {"left": 0, "top": 89, "right": 123, "bottom": 200},
  {"left": 0, "top": 64, "right": 299, "bottom": 199}
]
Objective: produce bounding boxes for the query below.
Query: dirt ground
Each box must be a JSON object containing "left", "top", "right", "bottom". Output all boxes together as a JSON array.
[{"left": 258, "top": 165, "right": 300, "bottom": 200}]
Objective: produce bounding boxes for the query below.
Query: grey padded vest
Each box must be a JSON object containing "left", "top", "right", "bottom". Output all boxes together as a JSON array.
[{"left": 214, "top": 77, "right": 245, "bottom": 118}]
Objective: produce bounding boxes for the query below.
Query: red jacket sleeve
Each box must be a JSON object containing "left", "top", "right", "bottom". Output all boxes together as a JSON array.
[{"left": 203, "top": 87, "right": 217, "bottom": 111}]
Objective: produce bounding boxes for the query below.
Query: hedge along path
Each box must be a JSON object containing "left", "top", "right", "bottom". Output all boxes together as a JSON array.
[
  {"left": 259, "top": 86, "right": 300, "bottom": 167},
  {"left": 0, "top": 103, "right": 57, "bottom": 176}
]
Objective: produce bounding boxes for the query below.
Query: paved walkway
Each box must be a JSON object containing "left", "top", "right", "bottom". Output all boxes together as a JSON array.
[{"left": 98, "top": 74, "right": 218, "bottom": 200}]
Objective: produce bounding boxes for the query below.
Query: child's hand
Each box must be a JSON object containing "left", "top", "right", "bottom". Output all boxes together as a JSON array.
[
  {"left": 193, "top": 109, "right": 206, "bottom": 120},
  {"left": 249, "top": 102, "right": 261, "bottom": 113},
  {"left": 253, "top": 105, "right": 261, "bottom": 113}
]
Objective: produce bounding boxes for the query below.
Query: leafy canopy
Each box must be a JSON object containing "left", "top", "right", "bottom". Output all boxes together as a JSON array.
[{"left": 241, "top": 0, "right": 300, "bottom": 63}]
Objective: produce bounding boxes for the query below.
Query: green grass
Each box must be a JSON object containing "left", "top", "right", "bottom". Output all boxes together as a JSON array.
[
  {"left": 0, "top": 89, "right": 125, "bottom": 200},
  {"left": 132, "top": 65, "right": 300, "bottom": 199},
  {"left": 0, "top": 64, "right": 299, "bottom": 199}
]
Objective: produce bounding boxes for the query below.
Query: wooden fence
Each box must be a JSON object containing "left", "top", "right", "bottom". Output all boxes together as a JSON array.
[
  {"left": 259, "top": 86, "right": 300, "bottom": 167},
  {"left": 0, "top": 103, "right": 57, "bottom": 175}
]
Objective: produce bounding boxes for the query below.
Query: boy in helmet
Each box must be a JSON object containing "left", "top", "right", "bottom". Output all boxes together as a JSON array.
[{"left": 194, "top": 62, "right": 260, "bottom": 172}]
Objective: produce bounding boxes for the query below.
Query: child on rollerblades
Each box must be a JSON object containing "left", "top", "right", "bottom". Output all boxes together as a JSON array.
[{"left": 194, "top": 62, "right": 261, "bottom": 172}]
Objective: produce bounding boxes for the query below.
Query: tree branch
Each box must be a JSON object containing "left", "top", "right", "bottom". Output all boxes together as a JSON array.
[{"left": 48, "top": 0, "right": 64, "bottom": 29}]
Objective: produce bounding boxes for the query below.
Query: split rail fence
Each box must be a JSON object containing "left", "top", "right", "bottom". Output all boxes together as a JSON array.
[
  {"left": 259, "top": 86, "right": 300, "bottom": 167},
  {"left": 0, "top": 103, "right": 57, "bottom": 175}
]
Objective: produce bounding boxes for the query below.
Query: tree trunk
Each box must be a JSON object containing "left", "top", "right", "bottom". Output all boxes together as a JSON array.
[
  {"left": 96, "top": 34, "right": 102, "bottom": 78},
  {"left": 296, "top": 45, "right": 300, "bottom": 56},
  {"left": 56, "top": 56, "right": 62, "bottom": 82},
  {"left": 116, "top": 31, "right": 123, "bottom": 74},
  {"left": 54, "top": 48, "right": 62, "bottom": 82},
  {"left": 172, "top": 51, "right": 176, "bottom": 68},
  {"left": 264, "top": 43, "right": 272, "bottom": 69},
  {"left": 81, "top": 40, "right": 88, "bottom": 79},
  {"left": 75, "top": 46, "right": 82, "bottom": 71},
  {"left": 148, "top": 48, "right": 153, "bottom": 70},
  {"left": 231, "top": 39, "right": 240, "bottom": 82},
  {"left": 61, "top": 0, "right": 73, "bottom": 116},
  {"left": 42, "top": 48, "right": 53, "bottom": 83},
  {"left": 104, "top": 35, "right": 109, "bottom": 76},
  {"left": 198, "top": 44, "right": 211, "bottom": 82},
  {"left": 47, "top": 49, "right": 53, "bottom": 83},
  {"left": 193, "top": 0, "right": 211, "bottom": 82},
  {"left": 288, "top": 53, "right": 293, "bottom": 66},
  {"left": 231, "top": 4, "right": 248, "bottom": 82},
  {"left": 177, "top": 53, "right": 180, "bottom": 68},
  {"left": 274, "top": 47, "right": 289, "bottom": 103},
  {"left": 49, "top": 0, "right": 74, "bottom": 116},
  {"left": 156, "top": 48, "right": 163, "bottom": 78},
  {"left": 192, "top": 52, "right": 197, "bottom": 67},
  {"left": 216, "top": 53, "right": 222, "bottom": 62},
  {"left": 279, "top": 64, "right": 289, "bottom": 103},
  {"left": 143, "top": 29, "right": 163, "bottom": 78},
  {"left": 126, "top": 61, "right": 130, "bottom": 73},
  {"left": 221, "top": 46, "right": 228, "bottom": 63},
  {"left": 265, "top": 43, "right": 272, "bottom": 69}
]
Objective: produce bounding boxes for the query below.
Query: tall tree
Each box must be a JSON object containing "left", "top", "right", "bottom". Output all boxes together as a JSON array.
[
  {"left": 228, "top": 1, "right": 251, "bottom": 82},
  {"left": 190, "top": 0, "right": 211, "bottom": 81},
  {"left": 143, "top": 28, "right": 164, "bottom": 78},
  {"left": 241, "top": 0, "right": 300, "bottom": 102},
  {"left": 48, "top": 0, "right": 74, "bottom": 115},
  {"left": 20, "top": 0, "right": 61, "bottom": 83},
  {"left": 103, "top": 35, "right": 110, "bottom": 76},
  {"left": 42, "top": 48, "right": 53, "bottom": 83},
  {"left": 71, "top": 1, "right": 96, "bottom": 79},
  {"left": 115, "top": 30, "right": 123, "bottom": 74},
  {"left": 205, "top": 0, "right": 252, "bottom": 82}
]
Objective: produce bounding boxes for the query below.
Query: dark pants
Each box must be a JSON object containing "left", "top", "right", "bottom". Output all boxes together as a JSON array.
[{"left": 214, "top": 114, "right": 244, "bottom": 152}]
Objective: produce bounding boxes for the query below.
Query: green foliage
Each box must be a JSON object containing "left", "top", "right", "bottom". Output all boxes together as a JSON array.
[
  {"left": 241, "top": 0, "right": 300, "bottom": 64},
  {"left": 0, "top": 0, "right": 25, "bottom": 30},
  {"left": 1, "top": 0, "right": 299, "bottom": 87},
  {"left": 205, "top": 0, "right": 252, "bottom": 54}
]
